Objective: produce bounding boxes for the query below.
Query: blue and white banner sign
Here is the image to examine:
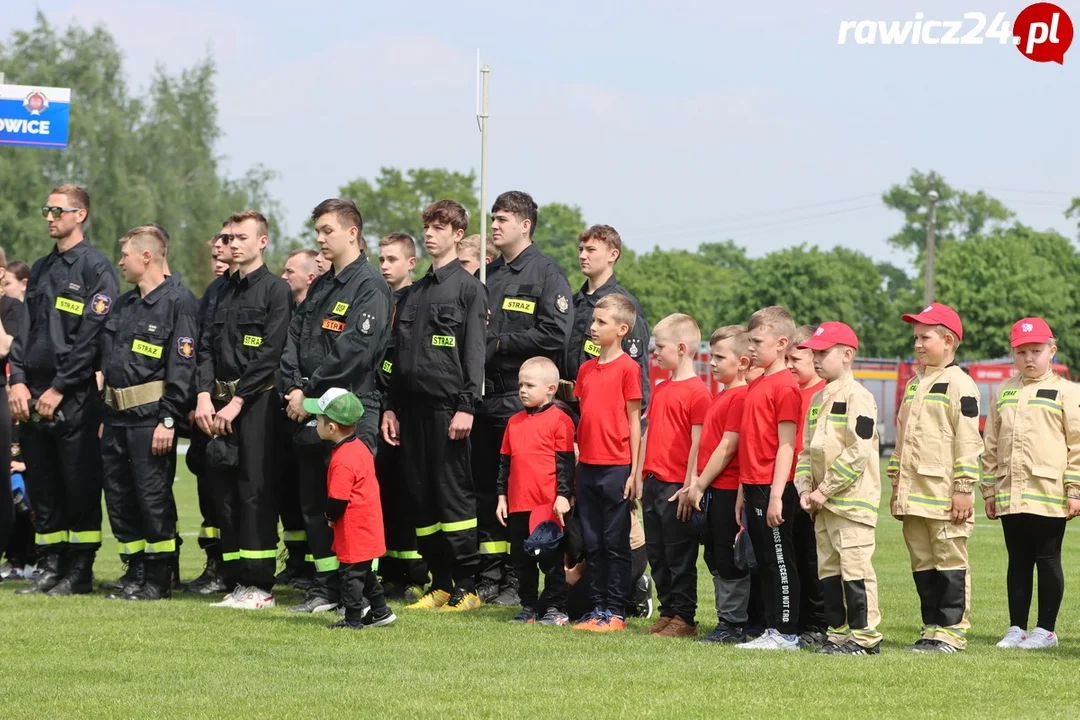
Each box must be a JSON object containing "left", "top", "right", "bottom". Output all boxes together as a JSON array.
[{"left": 0, "top": 84, "right": 71, "bottom": 149}]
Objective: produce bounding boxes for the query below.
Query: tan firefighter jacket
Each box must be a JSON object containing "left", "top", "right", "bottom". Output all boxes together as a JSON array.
[
  {"left": 794, "top": 371, "right": 881, "bottom": 527},
  {"left": 981, "top": 370, "right": 1080, "bottom": 518}
]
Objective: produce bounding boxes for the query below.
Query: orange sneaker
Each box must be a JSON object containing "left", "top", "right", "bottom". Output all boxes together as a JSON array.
[
  {"left": 593, "top": 613, "right": 627, "bottom": 632},
  {"left": 572, "top": 609, "right": 604, "bottom": 631}
]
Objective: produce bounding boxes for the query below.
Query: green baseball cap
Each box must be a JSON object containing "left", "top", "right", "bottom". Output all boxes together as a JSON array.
[{"left": 302, "top": 388, "right": 364, "bottom": 426}]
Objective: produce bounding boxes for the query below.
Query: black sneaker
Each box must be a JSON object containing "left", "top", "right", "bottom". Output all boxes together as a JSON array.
[
  {"left": 799, "top": 629, "right": 828, "bottom": 648},
  {"left": 512, "top": 607, "right": 539, "bottom": 624},
  {"left": 326, "top": 619, "right": 363, "bottom": 630},
  {"left": 698, "top": 621, "right": 748, "bottom": 644},
  {"left": 908, "top": 638, "right": 936, "bottom": 652},
  {"left": 913, "top": 639, "right": 960, "bottom": 654},
  {"left": 831, "top": 640, "right": 880, "bottom": 655},
  {"left": 491, "top": 584, "right": 520, "bottom": 607},
  {"left": 288, "top": 595, "right": 340, "bottom": 614},
  {"left": 476, "top": 581, "right": 500, "bottom": 604},
  {"left": 361, "top": 605, "right": 397, "bottom": 627},
  {"left": 632, "top": 575, "right": 654, "bottom": 619}
]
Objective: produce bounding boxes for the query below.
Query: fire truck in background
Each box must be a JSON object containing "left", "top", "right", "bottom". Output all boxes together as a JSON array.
[{"left": 647, "top": 346, "right": 1071, "bottom": 452}]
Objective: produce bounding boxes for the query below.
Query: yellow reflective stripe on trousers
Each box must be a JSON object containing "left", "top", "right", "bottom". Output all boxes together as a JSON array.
[
  {"left": 442, "top": 518, "right": 477, "bottom": 533},
  {"left": 222, "top": 552, "right": 241, "bottom": 562},
  {"left": 119, "top": 540, "right": 146, "bottom": 555},
  {"left": 416, "top": 523, "right": 441, "bottom": 537},
  {"left": 36, "top": 530, "right": 69, "bottom": 545},
  {"left": 239, "top": 549, "right": 277, "bottom": 559},
  {"left": 282, "top": 530, "right": 307, "bottom": 542},
  {"left": 480, "top": 541, "right": 511, "bottom": 555},
  {"left": 69, "top": 531, "right": 103, "bottom": 544},
  {"left": 385, "top": 550, "right": 423, "bottom": 560},
  {"left": 371, "top": 557, "right": 379, "bottom": 573},
  {"left": 198, "top": 526, "right": 220, "bottom": 539},
  {"left": 314, "top": 556, "right": 340, "bottom": 572},
  {"left": 145, "top": 539, "right": 177, "bottom": 554}
]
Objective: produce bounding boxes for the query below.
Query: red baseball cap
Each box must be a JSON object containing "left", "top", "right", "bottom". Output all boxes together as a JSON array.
[
  {"left": 902, "top": 303, "right": 964, "bottom": 341},
  {"left": 797, "top": 321, "right": 859, "bottom": 351},
  {"left": 1011, "top": 317, "right": 1053, "bottom": 347}
]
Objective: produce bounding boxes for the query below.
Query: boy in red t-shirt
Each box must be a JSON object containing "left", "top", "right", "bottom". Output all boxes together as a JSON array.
[
  {"left": 641, "top": 314, "right": 712, "bottom": 638},
  {"left": 785, "top": 325, "right": 829, "bottom": 645},
  {"left": 735, "top": 306, "right": 804, "bottom": 651},
  {"left": 495, "top": 357, "right": 576, "bottom": 626},
  {"left": 303, "top": 389, "right": 395, "bottom": 631},
  {"left": 571, "top": 294, "right": 643, "bottom": 632},
  {"left": 676, "top": 325, "right": 760, "bottom": 643}
]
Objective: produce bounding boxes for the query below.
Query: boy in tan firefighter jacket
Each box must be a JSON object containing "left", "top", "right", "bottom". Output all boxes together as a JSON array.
[
  {"left": 793, "top": 322, "right": 882, "bottom": 655},
  {"left": 888, "top": 303, "right": 982, "bottom": 653},
  {"left": 982, "top": 317, "right": 1080, "bottom": 650}
]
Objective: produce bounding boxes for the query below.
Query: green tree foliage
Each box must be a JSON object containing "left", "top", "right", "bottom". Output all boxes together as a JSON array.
[
  {"left": 882, "top": 169, "right": 1014, "bottom": 254},
  {"left": 338, "top": 167, "right": 480, "bottom": 252},
  {"left": 0, "top": 13, "right": 282, "bottom": 290},
  {"left": 934, "top": 226, "right": 1080, "bottom": 366},
  {"left": 532, "top": 202, "right": 589, "bottom": 279}
]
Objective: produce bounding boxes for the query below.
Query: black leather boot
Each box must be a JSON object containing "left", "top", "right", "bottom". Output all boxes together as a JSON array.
[
  {"left": 15, "top": 552, "right": 66, "bottom": 595},
  {"left": 47, "top": 551, "right": 95, "bottom": 596}
]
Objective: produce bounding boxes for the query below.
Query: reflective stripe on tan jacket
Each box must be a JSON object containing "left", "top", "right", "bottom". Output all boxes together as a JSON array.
[
  {"left": 888, "top": 364, "right": 983, "bottom": 520},
  {"left": 980, "top": 370, "right": 1080, "bottom": 518},
  {"left": 794, "top": 371, "right": 881, "bottom": 527}
]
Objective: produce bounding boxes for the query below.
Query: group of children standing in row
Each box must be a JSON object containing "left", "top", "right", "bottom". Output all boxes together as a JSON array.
[{"left": 489, "top": 300, "right": 1079, "bottom": 652}]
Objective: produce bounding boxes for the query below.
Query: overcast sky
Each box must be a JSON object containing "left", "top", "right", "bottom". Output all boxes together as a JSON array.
[{"left": 7, "top": 0, "right": 1079, "bottom": 268}]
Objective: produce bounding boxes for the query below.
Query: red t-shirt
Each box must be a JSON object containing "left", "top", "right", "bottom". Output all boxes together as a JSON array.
[
  {"left": 792, "top": 379, "right": 826, "bottom": 478},
  {"left": 697, "top": 384, "right": 748, "bottom": 490},
  {"left": 501, "top": 404, "right": 576, "bottom": 513},
  {"left": 575, "top": 353, "right": 643, "bottom": 465},
  {"left": 327, "top": 436, "right": 386, "bottom": 563},
  {"left": 738, "top": 369, "right": 803, "bottom": 485},
  {"left": 643, "top": 376, "right": 712, "bottom": 484}
]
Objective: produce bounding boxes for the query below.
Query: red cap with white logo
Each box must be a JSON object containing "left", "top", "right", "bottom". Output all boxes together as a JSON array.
[
  {"left": 902, "top": 303, "right": 964, "bottom": 341},
  {"left": 797, "top": 321, "right": 859, "bottom": 351},
  {"left": 1010, "top": 317, "right": 1053, "bottom": 347}
]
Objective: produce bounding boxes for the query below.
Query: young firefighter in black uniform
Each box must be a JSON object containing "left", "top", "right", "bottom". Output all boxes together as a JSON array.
[
  {"left": 98, "top": 225, "right": 199, "bottom": 600},
  {"left": 194, "top": 210, "right": 291, "bottom": 610},
  {"left": 276, "top": 248, "right": 319, "bottom": 589},
  {"left": 9, "top": 184, "right": 118, "bottom": 596},
  {"left": 375, "top": 233, "right": 428, "bottom": 599},
  {"left": 564, "top": 224, "right": 650, "bottom": 422},
  {"left": 278, "top": 199, "right": 391, "bottom": 614},
  {"left": 473, "top": 191, "right": 574, "bottom": 605},
  {"left": 184, "top": 228, "right": 233, "bottom": 594},
  {"left": 382, "top": 200, "right": 487, "bottom": 612}
]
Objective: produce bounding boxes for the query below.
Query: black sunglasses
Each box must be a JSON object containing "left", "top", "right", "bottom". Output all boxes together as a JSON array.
[
  {"left": 215, "top": 233, "right": 233, "bottom": 243},
  {"left": 41, "top": 206, "right": 81, "bottom": 219}
]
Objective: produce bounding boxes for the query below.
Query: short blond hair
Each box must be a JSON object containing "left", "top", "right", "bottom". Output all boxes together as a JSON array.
[
  {"left": 790, "top": 324, "right": 817, "bottom": 349},
  {"left": 595, "top": 294, "right": 636, "bottom": 333},
  {"left": 654, "top": 313, "right": 701, "bottom": 347},
  {"left": 119, "top": 224, "right": 168, "bottom": 261},
  {"left": 748, "top": 305, "right": 795, "bottom": 339},
  {"left": 459, "top": 233, "right": 482, "bottom": 260},
  {"left": 520, "top": 356, "right": 560, "bottom": 386},
  {"left": 709, "top": 324, "right": 749, "bottom": 355}
]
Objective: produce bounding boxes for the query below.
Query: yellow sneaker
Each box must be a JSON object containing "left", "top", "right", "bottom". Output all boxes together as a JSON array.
[
  {"left": 438, "top": 588, "right": 481, "bottom": 613},
  {"left": 406, "top": 589, "right": 450, "bottom": 610}
]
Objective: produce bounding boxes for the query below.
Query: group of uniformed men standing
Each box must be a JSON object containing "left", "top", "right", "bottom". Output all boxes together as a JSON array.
[{"left": 10, "top": 184, "right": 650, "bottom": 614}]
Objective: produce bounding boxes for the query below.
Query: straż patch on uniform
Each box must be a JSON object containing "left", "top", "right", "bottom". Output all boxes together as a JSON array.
[
  {"left": 177, "top": 337, "right": 195, "bottom": 358},
  {"left": 359, "top": 313, "right": 375, "bottom": 335},
  {"left": 855, "top": 415, "right": 874, "bottom": 439},
  {"left": 555, "top": 295, "right": 569, "bottom": 314},
  {"left": 91, "top": 294, "right": 111, "bottom": 315},
  {"left": 960, "top": 396, "right": 979, "bottom": 417}
]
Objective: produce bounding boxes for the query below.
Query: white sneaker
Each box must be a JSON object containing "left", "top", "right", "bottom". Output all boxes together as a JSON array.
[
  {"left": 210, "top": 586, "right": 251, "bottom": 608},
  {"left": 996, "top": 626, "right": 1027, "bottom": 648},
  {"left": 1019, "top": 627, "right": 1058, "bottom": 650},
  {"left": 233, "top": 588, "right": 276, "bottom": 610},
  {"left": 735, "top": 628, "right": 800, "bottom": 651}
]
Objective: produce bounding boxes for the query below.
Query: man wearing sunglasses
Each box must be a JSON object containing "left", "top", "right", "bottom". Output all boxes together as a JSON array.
[{"left": 9, "top": 183, "right": 119, "bottom": 596}]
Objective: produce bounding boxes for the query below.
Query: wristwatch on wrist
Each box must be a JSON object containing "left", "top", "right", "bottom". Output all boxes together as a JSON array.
[{"left": 162, "top": 417, "right": 175, "bottom": 430}]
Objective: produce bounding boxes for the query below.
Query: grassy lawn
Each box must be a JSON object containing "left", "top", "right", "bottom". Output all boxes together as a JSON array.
[{"left": 3, "top": 459, "right": 1080, "bottom": 719}]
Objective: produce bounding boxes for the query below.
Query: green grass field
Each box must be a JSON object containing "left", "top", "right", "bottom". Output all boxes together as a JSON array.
[{"left": 3, "top": 459, "right": 1080, "bottom": 719}]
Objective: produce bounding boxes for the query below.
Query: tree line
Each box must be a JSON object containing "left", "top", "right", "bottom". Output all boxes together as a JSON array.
[{"left": 3, "top": 15, "right": 1080, "bottom": 365}]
